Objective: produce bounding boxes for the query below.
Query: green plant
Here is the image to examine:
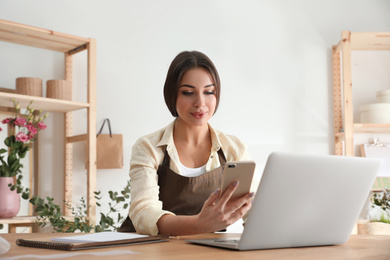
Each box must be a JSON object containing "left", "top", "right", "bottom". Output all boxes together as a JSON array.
[
  {"left": 94, "top": 183, "right": 131, "bottom": 232},
  {"left": 371, "top": 213, "right": 390, "bottom": 224},
  {"left": 371, "top": 188, "right": 390, "bottom": 224},
  {"left": 3, "top": 179, "right": 131, "bottom": 232},
  {"left": 27, "top": 180, "right": 131, "bottom": 233}
]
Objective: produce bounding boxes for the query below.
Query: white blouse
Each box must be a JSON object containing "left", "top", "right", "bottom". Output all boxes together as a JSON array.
[{"left": 178, "top": 161, "right": 207, "bottom": 177}]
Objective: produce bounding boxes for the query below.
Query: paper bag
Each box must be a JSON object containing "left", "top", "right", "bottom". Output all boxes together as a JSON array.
[{"left": 96, "top": 118, "right": 123, "bottom": 169}]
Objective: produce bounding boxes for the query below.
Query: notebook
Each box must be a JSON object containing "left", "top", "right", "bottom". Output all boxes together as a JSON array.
[
  {"left": 186, "top": 152, "right": 381, "bottom": 250},
  {"left": 16, "top": 232, "right": 168, "bottom": 251}
]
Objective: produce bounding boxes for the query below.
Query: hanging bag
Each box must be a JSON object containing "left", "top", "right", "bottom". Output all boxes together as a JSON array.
[{"left": 95, "top": 118, "right": 123, "bottom": 169}]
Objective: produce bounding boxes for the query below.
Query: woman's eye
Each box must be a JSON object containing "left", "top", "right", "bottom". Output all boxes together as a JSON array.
[
  {"left": 205, "top": 91, "right": 215, "bottom": 95},
  {"left": 182, "top": 91, "right": 193, "bottom": 96}
]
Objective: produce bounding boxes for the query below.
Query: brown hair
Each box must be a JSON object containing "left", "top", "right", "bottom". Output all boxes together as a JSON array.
[{"left": 163, "top": 51, "right": 221, "bottom": 117}]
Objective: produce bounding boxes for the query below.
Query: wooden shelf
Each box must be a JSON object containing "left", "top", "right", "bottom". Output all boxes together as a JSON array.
[
  {"left": 0, "top": 19, "right": 89, "bottom": 53},
  {"left": 334, "top": 32, "right": 390, "bottom": 52},
  {"left": 0, "top": 92, "right": 89, "bottom": 112},
  {"left": 0, "top": 216, "right": 37, "bottom": 224},
  {"left": 0, "top": 19, "right": 97, "bottom": 232},
  {"left": 0, "top": 216, "right": 74, "bottom": 224},
  {"left": 333, "top": 31, "right": 390, "bottom": 156},
  {"left": 354, "top": 124, "right": 390, "bottom": 133},
  {"left": 336, "top": 124, "right": 390, "bottom": 144},
  {"left": 0, "top": 216, "right": 74, "bottom": 232},
  {"left": 350, "top": 32, "right": 390, "bottom": 50}
]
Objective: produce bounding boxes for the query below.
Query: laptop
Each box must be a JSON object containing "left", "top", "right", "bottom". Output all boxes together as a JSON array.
[{"left": 186, "top": 152, "right": 381, "bottom": 250}]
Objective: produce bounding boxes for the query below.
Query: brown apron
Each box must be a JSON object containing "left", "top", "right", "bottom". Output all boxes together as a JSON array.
[{"left": 118, "top": 148, "right": 226, "bottom": 232}]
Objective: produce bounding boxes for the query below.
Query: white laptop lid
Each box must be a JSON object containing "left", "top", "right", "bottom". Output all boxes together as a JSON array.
[{"left": 238, "top": 152, "right": 381, "bottom": 250}]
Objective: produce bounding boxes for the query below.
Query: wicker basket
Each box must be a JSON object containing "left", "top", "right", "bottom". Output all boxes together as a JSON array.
[
  {"left": 15, "top": 77, "right": 42, "bottom": 97},
  {"left": 46, "top": 80, "right": 72, "bottom": 101}
]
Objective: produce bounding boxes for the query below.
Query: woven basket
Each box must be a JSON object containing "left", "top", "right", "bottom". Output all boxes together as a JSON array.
[
  {"left": 46, "top": 80, "right": 72, "bottom": 101},
  {"left": 15, "top": 77, "right": 42, "bottom": 97}
]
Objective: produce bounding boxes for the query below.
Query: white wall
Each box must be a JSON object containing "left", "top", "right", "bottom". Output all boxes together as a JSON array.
[{"left": 0, "top": 0, "right": 389, "bottom": 232}]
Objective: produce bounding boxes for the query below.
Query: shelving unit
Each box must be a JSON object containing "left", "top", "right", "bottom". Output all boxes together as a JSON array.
[
  {"left": 0, "top": 19, "right": 97, "bottom": 232},
  {"left": 332, "top": 31, "right": 390, "bottom": 156}
]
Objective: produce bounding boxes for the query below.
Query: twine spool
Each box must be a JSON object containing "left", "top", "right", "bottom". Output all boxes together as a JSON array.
[
  {"left": 46, "top": 80, "right": 72, "bottom": 101},
  {"left": 15, "top": 77, "right": 42, "bottom": 97}
]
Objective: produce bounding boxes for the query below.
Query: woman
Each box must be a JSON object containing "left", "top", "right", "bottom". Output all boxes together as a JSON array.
[{"left": 120, "top": 51, "right": 254, "bottom": 236}]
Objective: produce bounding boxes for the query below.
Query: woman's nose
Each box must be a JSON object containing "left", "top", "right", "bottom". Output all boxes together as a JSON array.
[{"left": 194, "top": 94, "right": 204, "bottom": 107}]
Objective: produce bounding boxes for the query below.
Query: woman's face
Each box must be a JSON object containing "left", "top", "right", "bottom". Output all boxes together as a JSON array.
[{"left": 176, "top": 67, "right": 216, "bottom": 127}]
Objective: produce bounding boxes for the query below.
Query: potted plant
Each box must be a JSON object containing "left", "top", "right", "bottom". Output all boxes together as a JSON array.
[
  {"left": 368, "top": 188, "right": 390, "bottom": 235},
  {"left": 0, "top": 100, "right": 47, "bottom": 218}
]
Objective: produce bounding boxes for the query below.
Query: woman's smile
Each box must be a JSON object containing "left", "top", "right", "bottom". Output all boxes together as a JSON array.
[{"left": 191, "top": 111, "right": 208, "bottom": 119}]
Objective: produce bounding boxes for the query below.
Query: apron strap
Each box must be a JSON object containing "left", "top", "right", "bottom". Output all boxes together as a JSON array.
[
  {"left": 162, "top": 148, "right": 170, "bottom": 167},
  {"left": 217, "top": 148, "right": 226, "bottom": 165}
]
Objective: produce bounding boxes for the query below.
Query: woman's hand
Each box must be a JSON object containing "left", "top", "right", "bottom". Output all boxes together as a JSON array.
[
  {"left": 195, "top": 180, "right": 254, "bottom": 233},
  {"left": 156, "top": 180, "right": 254, "bottom": 235}
]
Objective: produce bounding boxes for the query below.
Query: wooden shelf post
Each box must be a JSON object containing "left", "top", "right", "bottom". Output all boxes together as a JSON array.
[{"left": 86, "top": 38, "right": 97, "bottom": 226}]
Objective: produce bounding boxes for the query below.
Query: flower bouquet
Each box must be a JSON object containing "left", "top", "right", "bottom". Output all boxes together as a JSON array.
[{"left": 0, "top": 100, "right": 47, "bottom": 199}]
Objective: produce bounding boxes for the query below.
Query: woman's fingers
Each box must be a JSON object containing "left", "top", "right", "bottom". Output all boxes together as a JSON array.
[
  {"left": 223, "top": 193, "right": 253, "bottom": 218},
  {"left": 229, "top": 195, "right": 253, "bottom": 219},
  {"left": 218, "top": 179, "right": 239, "bottom": 205},
  {"left": 232, "top": 192, "right": 254, "bottom": 210},
  {"left": 203, "top": 187, "right": 221, "bottom": 207},
  {"left": 216, "top": 180, "right": 254, "bottom": 215}
]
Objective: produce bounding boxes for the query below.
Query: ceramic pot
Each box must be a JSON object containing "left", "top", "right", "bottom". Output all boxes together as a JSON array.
[{"left": 0, "top": 177, "right": 20, "bottom": 218}]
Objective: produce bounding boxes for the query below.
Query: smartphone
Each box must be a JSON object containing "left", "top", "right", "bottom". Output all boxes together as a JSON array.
[{"left": 220, "top": 161, "right": 256, "bottom": 200}]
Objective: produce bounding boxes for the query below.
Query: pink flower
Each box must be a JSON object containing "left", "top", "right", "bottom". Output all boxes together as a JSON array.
[
  {"left": 14, "top": 117, "right": 26, "bottom": 126},
  {"left": 15, "top": 132, "right": 30, "bottom": 143},
  {"left": 1, "top": 118, "right": 11, "bottom": 124},
  {"left": 0, "top": 127, "right": 2, "bottom": 132},
  {"left": 26, "top": 124, "right": 38, "bottom": 137},
  {"left": 37, "top": 122, "right": 47, "bottom": 130}
]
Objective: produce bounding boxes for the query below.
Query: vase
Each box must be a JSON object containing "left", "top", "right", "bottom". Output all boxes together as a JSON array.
[{"left": 0, "top": 177, "right": 20, "bottom": 218}]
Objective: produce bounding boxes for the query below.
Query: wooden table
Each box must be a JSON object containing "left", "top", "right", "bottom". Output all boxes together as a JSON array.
[{"left": 1, "top": 233, "right": 390, "bottom": 259}]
